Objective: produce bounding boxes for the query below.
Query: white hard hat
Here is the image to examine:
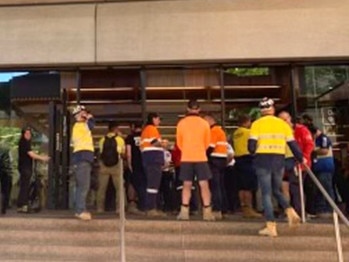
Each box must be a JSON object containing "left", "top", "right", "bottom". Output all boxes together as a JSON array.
[
  {"left": 72, "top": 105, "right": 86, "bottom": 116},
  {"left": 259, "top": 97, "right": 274, "bottom": 110}
]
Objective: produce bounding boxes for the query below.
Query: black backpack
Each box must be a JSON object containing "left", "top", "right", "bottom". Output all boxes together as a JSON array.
[{"left": 100, "top": 135, "right": 119, "bottom": 167}]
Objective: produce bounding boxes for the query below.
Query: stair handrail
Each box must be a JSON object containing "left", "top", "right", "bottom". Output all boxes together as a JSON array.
[
  {"left": 302, "top": 164, "right": 349, "bottom": 228},
  {"left": 119, "top": 166, "right": 126, "bottom": 262},
  {"left": 302, "top": 164, "right": 348, "bottom": 262}
]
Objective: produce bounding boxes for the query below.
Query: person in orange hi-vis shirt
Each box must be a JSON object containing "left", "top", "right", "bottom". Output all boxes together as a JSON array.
[
  {"left": 140, "top": 113, "right": 166, "bottom": 218},
  {"left": 204, "top": 114, "right": 228, "bottom": 220},
  {"left": 176, "top": 100, "right": 215, "bottom": 221}
]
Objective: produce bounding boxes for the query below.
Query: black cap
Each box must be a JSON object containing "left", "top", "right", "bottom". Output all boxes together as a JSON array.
[{"left": 187, "top": 99, "right": 200, "bottom": 110}]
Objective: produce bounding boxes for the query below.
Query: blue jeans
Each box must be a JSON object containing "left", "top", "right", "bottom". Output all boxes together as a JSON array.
[
  {"left": 256, "top": 166, "right": 290, "bottom": 221},
  {"left": 74, "top": 161, "right": 92, "bottom": 214},
  {"left": 315, "top": 171, "right": 335, "bottom": 214}
]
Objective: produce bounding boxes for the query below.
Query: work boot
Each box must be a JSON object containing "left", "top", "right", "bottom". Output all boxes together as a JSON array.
[
  {"left": 212, "top": 211, "right": 223, "bottom": 220},
  {"left": 242, "top": 206, "right": 263, "bottom": 219},
  {"left": 203, "top": 206, "right": 215, "bottom": 221},
  {"left": 258, "top": 222, "right": 277, "bottom": 237},
  {"left": 177, "top": 205, "right": 189, "bottom": 220},
  {"left": 17, "top": 205, "right": 29, "bottom": 213},
  {"left": 128, "top": 202, "right": 145, "bottom": 215},
  {"left": 75, "top": 212, "right": 92, "bottom": 221},
  {"left": 285, "top": 207, "right": 301, "bottom": 227},
  {"left": 146, "top": 209, "right": 167, "bottom": 218}
]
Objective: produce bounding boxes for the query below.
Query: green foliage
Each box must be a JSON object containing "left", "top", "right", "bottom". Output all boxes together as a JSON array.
[
  {"left": 0, "top": 127, "right": 21, "bottom": 149},
  {"left": 304, "top": 66, "right": 349, "bottom": 96},
  {"left": 228, "top": 107, "right": 261, "bottom": 123},
  {"left": 226, "top": 67, "right": 269, "bottom": 77}
]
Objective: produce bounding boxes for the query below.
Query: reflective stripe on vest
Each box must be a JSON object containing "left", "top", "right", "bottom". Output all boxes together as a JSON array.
[{"left": 142, "top": 147, "right": 164, "bottom": 152}]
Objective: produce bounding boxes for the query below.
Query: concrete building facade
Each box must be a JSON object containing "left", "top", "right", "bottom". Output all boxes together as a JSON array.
[{"left": 0, "top": 0, "right": 348, "bottom": 68}]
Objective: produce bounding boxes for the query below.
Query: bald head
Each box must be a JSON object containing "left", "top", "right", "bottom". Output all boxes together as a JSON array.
[{"left": 278, "top": 111, "right": 292, "bottom": 127}]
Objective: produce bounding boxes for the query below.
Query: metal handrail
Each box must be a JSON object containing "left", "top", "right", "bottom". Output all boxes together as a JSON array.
[
  {"left": 303, "top": 164, "right": 349, "bottom": 227},
  {"left": 119, "top": 166, "right": 126, "bottom": 262},
  {"left": 302, "top": 164, "right": 349, "bottom": 262}
]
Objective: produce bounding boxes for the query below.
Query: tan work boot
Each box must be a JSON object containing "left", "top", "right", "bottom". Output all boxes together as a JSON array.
[
  {"left": 128, "top": 202, "right": 145, "bottom": 215},
  {"left": 242, "top": 206, "right": 263, "bottom": 219},
  {"left": 203, "top": 206, "right": 215, "bottom": 221},
  {"left": 177, "top": 205, "right": 190, "bottom": 220},
  {"left": 212, "top": 211, "right": 223, "bottom": 220},
  {"left": 75, "top": 211, "right": 92, "bottom": 221},
  {"left": 258, "top": 222, "right": 277, "bottom": 237},
  {"left": 285, "top": 207, "right": 301, "bottom": 227},
  {"left": 146, "top": 209, "right": 167, "bottom": 218}
]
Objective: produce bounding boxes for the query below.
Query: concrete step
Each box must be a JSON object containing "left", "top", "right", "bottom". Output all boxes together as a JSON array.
[
  {"left": 125, "top": 219, "right": 349, "bottom": 237},
  {"left": 124, "top": 232, "right": 348, "bottom": 251},
  {"left": 0, "top": 244, "right": 118, "bottom": 261},
  {"left": 0, "top": 216, "right": 119, "bottom": 232},
  {"left": 0, "top": 228, "right": 346, "bottom": 251},
  {"left": 0, "top": 213, "right": 348, "bottom": 261},
  {"left": 0, "top": 243, "right": 347, "bottom": 262},
  {"left": 125, "top": 248, "right": 349, "bottom": 262},
  {"left": 0, "top": 230, "right": 118, "bottom": 247}
]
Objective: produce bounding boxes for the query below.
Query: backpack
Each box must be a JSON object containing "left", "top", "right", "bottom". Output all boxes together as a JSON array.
[{"left": 101, "top": 135, "right": 119, "bottom": 167}]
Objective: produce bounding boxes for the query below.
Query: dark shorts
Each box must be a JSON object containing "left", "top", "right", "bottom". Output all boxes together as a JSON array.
[
  {"left": 179, "top": 162, "right": 212, "bottom": 182},
  {"left": 235, "top": 156, "right": 257, "bottom": 191}
]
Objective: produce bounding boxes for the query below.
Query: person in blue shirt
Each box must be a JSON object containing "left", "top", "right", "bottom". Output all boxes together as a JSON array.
[{"left": 308, "top": 125, "right": 335, "bottom": 217}]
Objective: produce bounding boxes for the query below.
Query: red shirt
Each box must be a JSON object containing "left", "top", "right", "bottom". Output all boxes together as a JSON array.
[
  {"left": 294, "top": 124, "right": 314, "bottom": 169},
  {"left": 171, "top": 144, "right": 182, "bottom": 167}
]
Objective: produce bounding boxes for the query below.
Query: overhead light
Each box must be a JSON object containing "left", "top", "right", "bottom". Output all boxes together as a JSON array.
[
  {"left": 146, "top": 86, "right": 206, "bottom": 91},
  {"left": 68, "top": 100, "right": 134, "bottom": 104},
  {"left": 70, "top": 87, "right": 134, "bottom": 92},
  {"left": 220, "top": 85, "right": 281, "bottom": 90},
  {"left": 146, "top": 99, "right": 206, "bottom": 103},
  {"left": 211, "top": 98, "right": 280, "bottom": 102}
]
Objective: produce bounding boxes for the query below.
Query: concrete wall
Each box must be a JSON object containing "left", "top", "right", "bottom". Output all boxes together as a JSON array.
[
  {"left": 0, "top": 4, "right": 95, "bottom": 66},
  {"left": 0, "top": 0, "right": 103, "bottom": 5},
  {"left": 0, "top": 0, "right": 348, "bottom": 67}
]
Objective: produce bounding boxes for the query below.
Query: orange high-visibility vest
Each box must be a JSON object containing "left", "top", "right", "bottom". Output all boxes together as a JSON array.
[
  {"left": 210, "top": 125, "right": 228, "bottom": 158},
  {"left": 140, "top": 125, "right": 163, "bottom": 152}
]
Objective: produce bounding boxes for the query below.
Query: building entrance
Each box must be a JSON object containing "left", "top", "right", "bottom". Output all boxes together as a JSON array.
[{"left": 4, "top": 65, "right": 303, "bottom": 209}]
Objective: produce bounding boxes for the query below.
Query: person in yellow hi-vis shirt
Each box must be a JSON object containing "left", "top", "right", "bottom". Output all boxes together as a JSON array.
[
  {"left": 233, "top": 114, "right": 261, "bottom": 218},
  {"left": 248, "top": 98, "right": 303, "bottom": 237},
  {"left": 71, "top": 105, "right": 95, "bottom": 221},
  {"left": 97, "top": 122, "right": 125, "bottom": 214}
]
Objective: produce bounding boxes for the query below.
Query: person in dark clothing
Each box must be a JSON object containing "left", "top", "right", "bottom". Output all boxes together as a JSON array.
[
  {"left": 141, "top": 113, "right": 166, "bottom": 217},
  {"left": 126, "top": 122, "right": 147, "bottom": 213},
  {"left": 0, "top": 145, "right": 11, "bottom": 214},
  {"left": 17, "top": 127, "right": 50, "bottom": 213}
]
